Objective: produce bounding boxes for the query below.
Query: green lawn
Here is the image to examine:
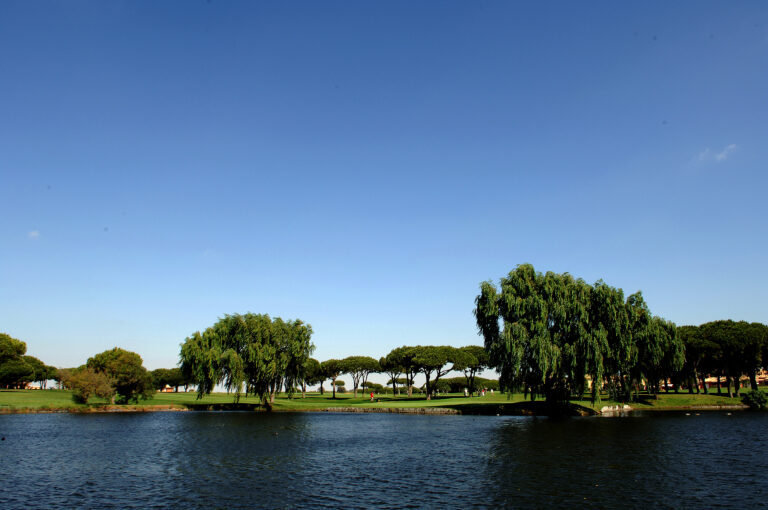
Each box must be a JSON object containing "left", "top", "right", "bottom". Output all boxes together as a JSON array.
[{"left": 2, "top": 387, "right": 760, "bottom": 414}]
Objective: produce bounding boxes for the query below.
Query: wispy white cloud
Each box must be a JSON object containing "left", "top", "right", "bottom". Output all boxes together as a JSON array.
[
  {"left": 27, "top": 230, "right": 40, "bottom": 239},
  {"left": 698, "top": 143, "right": 738, "bottom": 163},
  {"left": 715, "top": 143, "right": 738, "bottom": 162}
]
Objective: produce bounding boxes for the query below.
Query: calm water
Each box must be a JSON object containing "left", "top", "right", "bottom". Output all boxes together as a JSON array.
[{"left": 1, "top": 411, "right": 766, "bottom": 509}]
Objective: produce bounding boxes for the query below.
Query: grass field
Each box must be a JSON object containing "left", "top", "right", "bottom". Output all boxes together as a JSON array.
[{"left": 1, "top": 388, "right": 758, "bottom": 414}]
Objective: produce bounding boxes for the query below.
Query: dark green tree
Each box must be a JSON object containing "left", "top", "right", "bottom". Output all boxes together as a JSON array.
[
  {"left": 179, "top": 313, "right": 314, "bottom": 405},
  {"left": 451, "top": 345, "right": 489, "bottom": 396},
  {"left": 0, "top": 333, "right": 32, "bottom": 388},
  {"left": 301, "top": 358, "right": 323, "bottom": 398},
  {"left": 379, "top": 355, "right": 403, "bottom": 396},
  {"left": 386, "top": 346, "right": 418, "bottom": 397},
  {"left": 340, "top": 356, "right": 380, "bottom": 397},
  {"left": 87, "top": 348, "right": 153, "bottom": 404},
  {"left": 320, "top": 359, "right": 342, "bottom": 399},
  {"left": 475, "top": 265, "right": 608, "bottom": 405},
  {"left": 411, "top": 345, "right": 458, "bottom": 400},
  {"left": 0, "top": 357, "right": 34, "bottom": 388}
]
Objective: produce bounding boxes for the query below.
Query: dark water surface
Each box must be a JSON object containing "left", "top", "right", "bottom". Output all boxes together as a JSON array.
[{"left": 1, "top": 411, "right": 766, "bottom": 509}]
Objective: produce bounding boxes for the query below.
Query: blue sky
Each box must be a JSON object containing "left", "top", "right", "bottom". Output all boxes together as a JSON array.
[{"left": 1, "top": 1, "right": 767, "bottom": 373}]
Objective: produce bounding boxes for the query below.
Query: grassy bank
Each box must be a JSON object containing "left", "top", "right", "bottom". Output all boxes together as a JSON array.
[{"left": 1, "top": 388, "right": 759, "bottom": 414}]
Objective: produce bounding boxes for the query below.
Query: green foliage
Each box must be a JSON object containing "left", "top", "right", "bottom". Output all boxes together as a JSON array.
[
  {"left": 741, "top": 389, "right": 768, "bottom": 410},
  {"left": 697, "top": 320, "right": 767, "bottom": 396},
  {"left": 87, "top": 348, "right": 153, "bottom": 403},
  {"left": 0, "top": 333, "right": 27, "bottom": 363},
  {"left": 452, "top": 345, "right": 489, "bottom": 396},
  {"left": 340, "top": 356, "right": 380, "bottom": 396},
  {"left": 475, "top": 264, "right": 683, "bottom": 405},
  {"left": 0, "top": 357, "right": 34, "bottom": 388},
  {"left": 0, "top": 333, "right": 34, "bottom": 389},
  {"left": 151, "top": 367, "right": 187, "bottom": 391},
  {"left": 66, "top": 368, "right": 115, "bottom": 404},
  {"left": 410, "top": 345, "right": 460, "bottom": 400},
  {"left": 385, "top": 347, "right": 418, "bottom": 397},
  {"left": 179, "top": 313, "right": 314, "bottom": 404},
  {"left": 21, "top": 356, "right": 57, "bottom": 389},
  {"left": 303, "top": 358, "right": 323, "bottom": 386},
  {"left": 440, "top": 376, "right": 500, "bottom": 393},
  {"left": 320, "top": 359, "right": 342, "bottom": 398}
]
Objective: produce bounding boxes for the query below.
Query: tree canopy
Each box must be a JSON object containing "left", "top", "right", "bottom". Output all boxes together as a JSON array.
[
  {"left": 475, "top": 264, "right": 684, "bottom": 404},
  {"left": 179, "top": 313, "right": 314, "bottom": 405},
  {"left": 340, "top": 356, "right": 380, "bottom": 397},
  {"left": 87, "top": 347, "right": 154, "bottom": 403},
  {"left": 0, "top": 333, "right": 56, "bottom": 389}
]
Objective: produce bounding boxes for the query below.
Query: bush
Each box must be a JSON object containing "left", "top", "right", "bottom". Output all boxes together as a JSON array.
[
  {"left": 66, "top": 368, "right": 115, "bottom": 404},
  {"left": 741, "top": 389, "right": 767, "bottom": 410}
]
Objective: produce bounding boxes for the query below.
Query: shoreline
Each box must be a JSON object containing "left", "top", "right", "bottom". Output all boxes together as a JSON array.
[{"left": 0, "top": 402, "right": 750, "bottom": 416}]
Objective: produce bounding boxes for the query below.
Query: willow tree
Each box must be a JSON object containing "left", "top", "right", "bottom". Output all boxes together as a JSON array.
[
  {"left": 591, "top": 281, "right": 633, "bottom": 400},
  {"left": 475, "top": 264, "right": 608, "bottom": 405},
  {"left": 179, "top": 313, "right": 314, "bottom": 406}
]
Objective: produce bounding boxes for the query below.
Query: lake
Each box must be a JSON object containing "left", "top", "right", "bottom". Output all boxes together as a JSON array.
[{"left": 1, "top": 411, "right": 766, "bottom": 508}]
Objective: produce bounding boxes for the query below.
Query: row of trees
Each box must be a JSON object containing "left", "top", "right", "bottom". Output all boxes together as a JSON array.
[
  {"left": 475, "top": 264, "right": 768, "bottom": 405},
  {"left": 150, "top": 367, "right": 190, "bottom": 392},
  {"left": 475, "top": 264, "right": 686, "bottom": 404},
  {"left": 678, "top": 320, "right": 768, "bottom": 398},
  {"left": 0, "top": 333, "right": 57, "bottom": 389},
  {"left": 301, "top": 345, "right": 490, "bottom": 401}
]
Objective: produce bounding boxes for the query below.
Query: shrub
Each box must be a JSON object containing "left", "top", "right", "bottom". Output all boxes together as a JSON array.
[
  {"left": 741, "top": 389, "right": 767, "bottom": 410},
  {"left": 66, "top": 368, "right": 115, "bottom": 404}
]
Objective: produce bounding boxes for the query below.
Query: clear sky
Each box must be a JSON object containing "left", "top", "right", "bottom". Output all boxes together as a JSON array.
[{"left": 1, "top": 1, "right": 766, "bottom": 374}]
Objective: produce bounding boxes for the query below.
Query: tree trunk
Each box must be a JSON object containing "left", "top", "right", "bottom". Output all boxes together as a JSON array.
[
  {"left": 699, "top": 373, "right": 708, "bottom": 395},
  {"left": 319, "top": 382, "right": 324, "bottom": 395},
  {"left": 726, "top": 376, "right": 733, "bottom": 398},
  {"left": 302, "top": 382, "right": 306, "bottom": 399},
  {"left": 424, "top": 373, "right": 432, "bottom": 400},
  {"left": 332, "top": 378, "right": 336, "bottom": 399},
  {"left": 749, "top": 372, "right": 758, "bottom": 391},
  {"left": 716, "top": 373, "right": 722, "bottom": 395}
]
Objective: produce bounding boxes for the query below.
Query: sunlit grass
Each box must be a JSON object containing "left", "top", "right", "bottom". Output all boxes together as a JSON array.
[{"left": 1, "top": 388, "right": 760, "bottom": 413}]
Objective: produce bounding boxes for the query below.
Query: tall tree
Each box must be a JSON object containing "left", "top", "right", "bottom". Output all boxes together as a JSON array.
[
  {"left": 0, "top": 333, "right": 31, "bottom": 388},
  {"left": 475, "top": 265, "right": 609, "bottom": 405},
  {"left": 591, "top": 281, "right": 633, "bottom": 400},
  {"left": 678, "top": 325, "right": 718, "bottom": 394},
  {"left": 451, "top": 346, "right": 489, "bottom": 396},
  {"left": 386, "top": 346, "right": 418, "bottom": 397},
  {"left": 21, "top": 356, "right": 56, "bottom": 389},
  {"left": 301, "top": 358, "right": 322, "bottom": 398},
  {"left": 411, "top": 345, "right": 458, "bottom": 400},
  {"left": 87, "top": 348, "right": 153, "bottom": 403},
  {"left": 179, "top": 313, "right": 314, "bottom": 406},
  {"left": 341, "top": 356, "right": 380, "bottom": 397},
  {"left": 379, "top": 355, "right": 403, "bottom": 396},
  {"left": 320, "top": 359, "right": 342, "bottom": 399}
]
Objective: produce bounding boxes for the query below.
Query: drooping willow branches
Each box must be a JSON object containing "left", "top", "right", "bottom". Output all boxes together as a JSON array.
[
  {"left": 179, "top": 313, "right": 314, "bottom": 404},
  {"left": 475, "top": 264, "right": 684, "bottom": 404}
]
